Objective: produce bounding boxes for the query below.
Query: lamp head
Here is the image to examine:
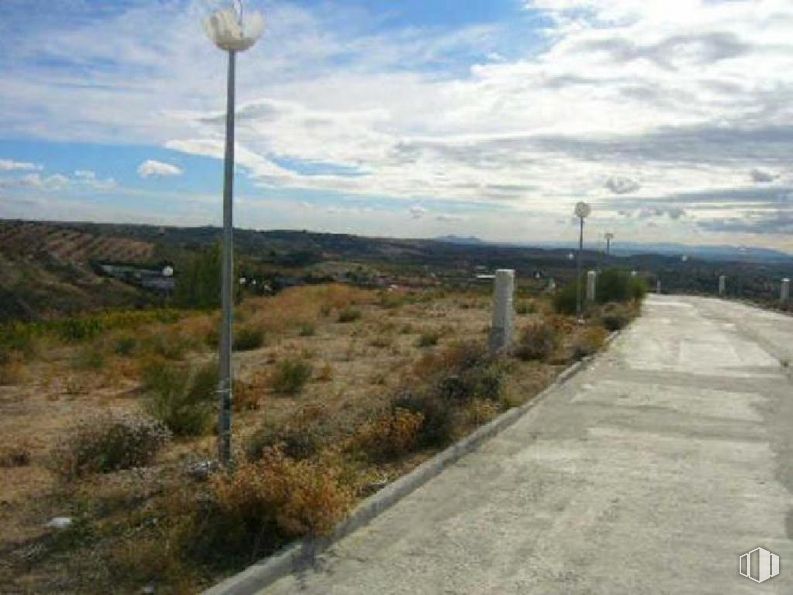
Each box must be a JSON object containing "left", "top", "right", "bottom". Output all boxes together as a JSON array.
[
  {"left": 574, "top": 201, "right": 591, "bottom": 219},
  {"left": 204, "top": 1, "right": 264, "bottom": 52}
]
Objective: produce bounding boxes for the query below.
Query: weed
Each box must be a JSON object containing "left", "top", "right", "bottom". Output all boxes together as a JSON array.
[
  {"left": 299, "top": 323, "right": 316, "bottom": 337},
  {"left": 337, "top": 307, "right": 362, "bottom": 323},
  {"left": 51, "top": 412, "right": 170, "bottom": 479},
  {"left": 514, "top": 319, "right": 558, "bottom": 361},
  {"left": 233, "top": 325, "right": 265, "bottom": 351},
  {"left": 515, "top": 301, "right": 536, "bottom": 315},
  {"left": 211, "top": 446, "right": 354, "bottom": 538},
  {"left": 113, "top": 334, "right": 137, "bottom": 357},
  {"left": 600, "top": 302, "right": 631, "bottom": 331},
  {"left": 72, "top": 346, "right": 106, "bottom": 370},
  {"left": 0, "top": 445, "right": 31, "bottom": 467},
  {"left": 316, "top": 362, "right": 333, "bottom": 382},
  {"left": 353, "top": 408, "right": 424, "bottom": 462},
  {"left": 571, "top": 327, "right": 608, "bottom": 360},
  {"left": 142, "top": 358, "right": 218, "bottom": 436},
  {"left": 270, "top": 358, "right": 312, "bottom": 395},
  {"left": 417, "top": 330, "right": 440, "bottom": 348}
]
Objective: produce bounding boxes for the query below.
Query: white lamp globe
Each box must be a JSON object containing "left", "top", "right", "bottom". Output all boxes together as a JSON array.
[
  {"left": 574, "top": 201, "right": 591, "bottom": 219},
  {"left": 203, "top": 0, "right": 264, "bottom": 52}
]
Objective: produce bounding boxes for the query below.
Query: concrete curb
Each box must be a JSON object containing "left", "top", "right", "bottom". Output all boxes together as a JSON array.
[{"left": 203, "top": 338, "right": 612, "bottom": 595}]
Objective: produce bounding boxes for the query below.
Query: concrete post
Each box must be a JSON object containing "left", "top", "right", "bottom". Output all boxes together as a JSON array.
[
  {"left": 586, "top": 270, "right": 597, "bottom": 302},
  {"left": 547, "top": 278, "right": 556, "bottom": 292},
  {"left": 489, "top": 269, "right": 515, "bottom": 355},
  {"left": 781, "top": 278, "right": 790, "bottom": 303},
  {"left": 718, "top": 275, "right": 726, "bottom": 296},
  {"left": 656, "top": 280, "right": 662, "bottom": 294}
]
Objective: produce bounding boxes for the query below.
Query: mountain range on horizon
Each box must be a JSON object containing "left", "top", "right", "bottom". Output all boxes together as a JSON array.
[{"left": 434, "top": 235, "right": 793, "bottom": 264}]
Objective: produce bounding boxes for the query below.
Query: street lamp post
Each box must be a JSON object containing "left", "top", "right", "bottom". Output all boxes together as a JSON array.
[
  {"left": 203, "top": 1, "right": 264, "bottom": 466},
  {"left": 604, "top": 232, "right": 614, "bottom": 257},
  {"left": 574, "top": 201, "right": 591, "bottom": 321}
]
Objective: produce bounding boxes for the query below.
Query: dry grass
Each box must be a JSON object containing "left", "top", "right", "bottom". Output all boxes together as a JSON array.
[{"left": 0, "top": 283, "right": 629, "bottom": 594}]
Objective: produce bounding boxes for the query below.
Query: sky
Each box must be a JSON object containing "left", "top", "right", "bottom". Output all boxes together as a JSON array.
[{"left": 1, "top": 0, "right": 793, "bottom": 251}]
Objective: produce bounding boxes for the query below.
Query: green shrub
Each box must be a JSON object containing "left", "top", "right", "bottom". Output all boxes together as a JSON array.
[
  {"left": 514, "top": 319, "right": 558, "bottom": 361},
  {"left": 51, "top": 412, "right": 170, "bottom": 479},
  {"left": 72, "top": 346, "right": 105, "bottom": 370},
  {"left": 142, "top": 359, "right": 217, "bottom": 436},
  {"left": 114, "top": 334, "right": 137, "bottom": 357},
  {"left": 600, "top": 303, "right": 630, "bottom": 331},
  {"left": 299, "top": 323, "right": 316, "bottom": 337},
  {"left": 337, "top": 307, "right": 361, "bottom": 323},
  {"left": 596, "top": 269, "right": 632, "bottom": 304},
  {"left": 417, "top": 331, "right": 440, "bottom": 347},
  {"left": 629, "top": 276, "right": 648, "bottom": 301},
  {"left": 552, "top": 283, "right": 579, "bottom": 315},
  {"left": 233, "top": 325, "right": 265, "bottom": 351},
  {"left": 270, "top": 358, "right": 313, "bottom": 395},
  {"left": 515, "top": 301, "right": 536, "bottom": 315},
  {"left": 57, "top": 317, "right": 103, "bottom": 342}
]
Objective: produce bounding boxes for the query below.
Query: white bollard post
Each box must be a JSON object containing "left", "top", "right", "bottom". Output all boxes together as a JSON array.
[
  {"left": 586, "top": 270, "right": 597, "bottom": 302},
  {"left": 781, "top": 278, "right": 790, "bottom": 303},
  {"left": 718, "top": 275, "right": 726, "bottom": 296},
  {"left": 656, "top": 280, "right": 661, "bottom": 294},
  {"left": 489, "top": 269, "right": 515, "bottom": 355}
]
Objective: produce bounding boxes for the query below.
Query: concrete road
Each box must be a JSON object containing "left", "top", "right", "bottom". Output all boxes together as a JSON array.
[{"left": 264, "top": 296, "right": 793, "bottom": 594}]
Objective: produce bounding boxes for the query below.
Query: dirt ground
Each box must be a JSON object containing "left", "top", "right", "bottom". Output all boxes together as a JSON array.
[{"left": 0, "top": 285, "right": 592, "bottom": 593}]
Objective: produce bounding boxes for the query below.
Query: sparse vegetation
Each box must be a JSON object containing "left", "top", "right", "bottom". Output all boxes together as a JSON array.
[
  {"left": 270, "top": 358, "right": 313, "bottom": 395},
  {"left": 51, "top": 412, "right": 170, "bottom": 479},
  {"left": 417, "top": 330, "right": 440, "bottom": 347},
  {"left": 142, "top": 359, "right": 218, "bottom": 436},
  {"left": 233, "top": 325, "right": 265, "bottom": 351},
  {"left": 515, "top": 319, "right": 558, "bottom": 361},
  {"left": 337, "top": 307, "right": 362, "bottom": 323}
]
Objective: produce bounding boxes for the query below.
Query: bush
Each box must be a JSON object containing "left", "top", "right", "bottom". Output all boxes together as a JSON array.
[
  {"left": 552, "top": 283, "right": 579, "bottom": 315},
  {"left": 144, "top": 333, "right": 192, "bottom": 360},
  {"left": 211, "top": 447, "right": 354, "bottom": 538},
  {"left": 600, "top": 303, "right": 630, "bottom": 331},
  {"left": 630, "top": 276, "right": 648, "bottom": 301},
  {"left": 270, "top": 358, "right": 312, "bottom": 395},
  {"left": 0, "top": 350, "right": 25, "bottom": 385},
  {"left": 0, "top": 445, "right": 31, "bottom": 467},
  {"left": 417, "top": 331, "right": 440, "bottom": 347},
  {"left": 514, "top": 319, "right": 558, "bottom": 361},
  {"left": 571, "top": 327, "right": 608, "bottom": 360},
  {"left": 233, "top": 325, "right": 265, "bottom": 351},
  {"left": 337, "top": 307, "right": 362, "bottom": 323},
  {"left": 596, "top": 269, "right": 632, "bottom": 304},
  {"left": 72, "top": 346, "right": 105, "bottom": 370},
  {"left": 299, "top": 324, "right": 316, "bottom": 337},
  {"left": 354, "top": 408, "right": 424, "bottom": 462},
  {"left": 391, "top": 390, "right": 454, "bottom": 448},
  {"left": 246, "top": 406, "right": 332, "bottom": 461},
  {"left": 515, "top": 301, "right": 536, "bottom": 315},
  {"left": 52, "top": 412, "right": 170, "bottom": 478},
  {"left": 142, "top": 359, "right": 217, "bottom": 436},
  {"left": 114, "top": 334, "right": 137, "bottom": 357}
]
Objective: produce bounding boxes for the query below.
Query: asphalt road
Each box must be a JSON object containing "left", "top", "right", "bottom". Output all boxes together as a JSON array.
[{"left": 263, "top": 295, "right": 793, "bottom": 594}]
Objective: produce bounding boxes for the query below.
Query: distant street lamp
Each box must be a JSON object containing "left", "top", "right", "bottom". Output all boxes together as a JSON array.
[
  {"left": 203, "top": 0, "right": 265, "bottom": 466},
  {"left": 604, "top": 232, "right": 614, "bottom": 257},
  {"left": 574, "top": 201, "right": 591, "bottom": 320}
]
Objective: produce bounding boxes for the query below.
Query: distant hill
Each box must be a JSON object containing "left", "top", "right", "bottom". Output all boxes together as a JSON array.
[
  {"left": 2, "top": 218, "right": 793, "bottom": 321},
  {"left": 434, "top": 235, "right": 486, "bottom": 245},
  {"left": 437, "top": 235, "right": 793, "bottom": 264}
]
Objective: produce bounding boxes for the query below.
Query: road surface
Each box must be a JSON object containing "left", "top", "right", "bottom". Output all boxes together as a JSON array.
[{"left": 263, "top": 295, "right": 793, "bottom": 594}]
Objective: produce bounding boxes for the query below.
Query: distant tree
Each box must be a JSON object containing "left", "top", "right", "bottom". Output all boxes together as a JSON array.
[{"left": 174, "top": 244, "right": 222, "bottom": 309}]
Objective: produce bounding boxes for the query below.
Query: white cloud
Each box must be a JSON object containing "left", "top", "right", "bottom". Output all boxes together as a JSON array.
[
  {"left": 137, "top": 159, "right": 183, "bottom": 178},
  {"left": 0, "top": 158, "right": 41, "bottom": 172},
  {"left": 4, "top": 0, "right": 793, "bottom": 247},
  {"left": 409, "top": 205, "right": 427, "bottom": 219},
  {"left": 750, "top": 168, "right": 777, "bottom": 183}
]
